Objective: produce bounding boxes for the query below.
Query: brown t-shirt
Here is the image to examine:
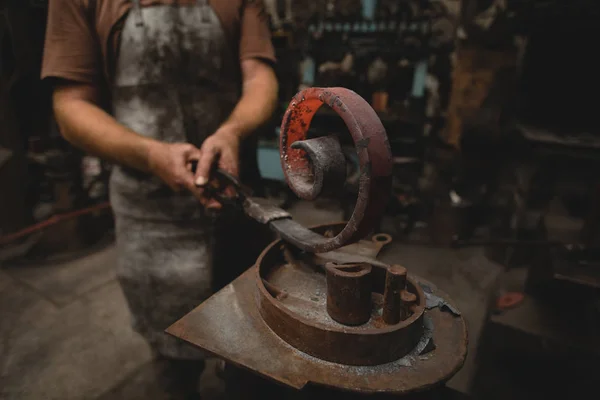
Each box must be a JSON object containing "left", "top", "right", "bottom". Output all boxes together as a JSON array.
[{"left": 41, "top": 0, "right": 275, "bottom": 84}]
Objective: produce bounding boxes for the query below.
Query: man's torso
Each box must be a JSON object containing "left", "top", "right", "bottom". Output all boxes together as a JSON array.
[{"left": 88, "top": 0, "right": 245, "bottom": 82}]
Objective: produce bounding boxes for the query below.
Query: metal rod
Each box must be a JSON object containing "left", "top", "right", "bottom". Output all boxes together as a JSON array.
[
  {"left": 382, "top": 265, "right": 407, "bottom": 325},
  {"left": 326, "top": 262, "right": 373, "bottom": 326},
  {"left": 400, "top": 290, "right": 417, "bottom": 320}
]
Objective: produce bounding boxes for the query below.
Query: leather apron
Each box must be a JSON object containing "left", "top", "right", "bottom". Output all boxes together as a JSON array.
[{"left": 109, "top": 0, "right": 240, "bottom": 359}]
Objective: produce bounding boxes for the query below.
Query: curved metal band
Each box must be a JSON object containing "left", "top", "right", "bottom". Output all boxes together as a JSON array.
[{"left": 278, "top": 87, "right": 393, "bottom": 253}]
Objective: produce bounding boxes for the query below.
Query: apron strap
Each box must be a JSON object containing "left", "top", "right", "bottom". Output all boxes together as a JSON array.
[
  {"left": 131, "top": 0, "right": 144, "bottom": 27},
  {"left": 130, "top": 0, "right": 210, "bottom": 24},
  {"left": 197, "top": 0, "right": 211, "bottom": 23}
]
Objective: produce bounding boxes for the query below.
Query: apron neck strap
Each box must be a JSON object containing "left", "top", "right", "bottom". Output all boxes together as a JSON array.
[
  {"left": 131, "top": 0, "right": 212, "bottom": 26},
  {"left": 131, "top": 0, "right": 144, "bottom": 27},
  {"left": 198, "top": 0, "right": 211, "bottom": 22}
]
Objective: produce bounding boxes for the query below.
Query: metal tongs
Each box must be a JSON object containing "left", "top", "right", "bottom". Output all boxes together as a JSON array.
[
  {"left": 198, "top": 167, "right": 253, "bottom": 210},
  {"left": 195, "top": 164, "right": 344, "bottom": 252}
]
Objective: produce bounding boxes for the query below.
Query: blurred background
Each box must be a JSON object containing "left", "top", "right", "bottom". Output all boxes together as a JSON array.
[{"left": 1, "top": 0, "right": 599, "bottom": 399}]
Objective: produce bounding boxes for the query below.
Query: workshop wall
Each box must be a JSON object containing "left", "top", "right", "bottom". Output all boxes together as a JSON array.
[
  {"left": 445, "top": 0, "right": 600, "bottom": 146},
  {"left": 0, "top": 0, "right": 112, "bottom": 257},
  {"left": 442, "top": 0, "right": 529, "bottom": 147},
  {"left": 0, "top": 1, "right": 49, "bottom": 235},
  {"left": 266, "top": 0, "right": 462, "bottom": 131}
]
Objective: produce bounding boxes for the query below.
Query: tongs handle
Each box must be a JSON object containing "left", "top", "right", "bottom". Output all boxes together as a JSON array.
[{"left": 190, "top": 160, "right": 251, "bottom": 208}]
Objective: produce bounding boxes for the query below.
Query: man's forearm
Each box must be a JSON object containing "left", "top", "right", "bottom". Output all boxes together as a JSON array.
[
  {"left": 53, "top": 94, "right": 156, "bottom": 173},
  {"left": 219, "top": 61, "right": 279, "bottom": 138}
]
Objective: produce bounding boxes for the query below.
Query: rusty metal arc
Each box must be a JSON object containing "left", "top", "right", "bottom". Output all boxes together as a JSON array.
[{"left": 278, "top": 87, "right": 393, "bottom": 253}]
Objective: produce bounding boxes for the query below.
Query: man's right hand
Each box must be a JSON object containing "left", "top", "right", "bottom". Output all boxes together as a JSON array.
[
  {"left": 52, "top": 84, "right": 212, "bottom": 207},
  {"left": 147, "top": 141, "right": 206, "bottom": 201}
]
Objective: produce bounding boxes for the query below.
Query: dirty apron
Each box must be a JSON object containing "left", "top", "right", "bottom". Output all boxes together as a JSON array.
[{"left": 110, "top": 0, "right": 240, "bottom": 359}]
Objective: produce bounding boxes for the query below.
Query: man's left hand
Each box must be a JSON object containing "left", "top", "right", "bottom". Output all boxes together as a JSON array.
[{"left": 194, "top": 126, "right": 241, "bottom": 209}]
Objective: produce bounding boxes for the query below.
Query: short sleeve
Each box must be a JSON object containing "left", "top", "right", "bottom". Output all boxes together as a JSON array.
[
  {"left": 41, "top": 0, "right": 101, "bottom": 83},
  {"left": 239, "top": 0, "right": 276, "bottom": 64}
]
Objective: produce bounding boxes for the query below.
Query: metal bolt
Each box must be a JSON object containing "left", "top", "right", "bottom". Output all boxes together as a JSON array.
[
  {"left": 400, "top": 290, "right": 417, "bottom": 320},
  {"left": 382, "top": 265, "right": 407, "bottom": 325}
]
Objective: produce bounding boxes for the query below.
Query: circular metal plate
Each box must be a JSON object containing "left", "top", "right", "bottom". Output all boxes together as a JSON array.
[{"left": 254, "top": 223, "right": 468, "bottom": 391}]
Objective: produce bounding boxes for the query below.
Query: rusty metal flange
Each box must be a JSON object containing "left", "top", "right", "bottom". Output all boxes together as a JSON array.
[
  {"left": 167, "top": 223, "right": 468, "bottom": 394},
  {"left": 257, "top": 250, "right": 426, "bottom": 366},
  {"left": 277, "top": 87, "right": 393, "bottom": 253},
  {"left": 256, "top": 223, "right": 427, "bottom": 366}
]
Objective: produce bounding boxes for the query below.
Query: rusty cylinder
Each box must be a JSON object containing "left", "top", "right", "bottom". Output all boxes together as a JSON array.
[
  {"left": 382, "top": 265, "right": 408, "bottom": 324},
  {"left": 401, "top": 290, "right": 417, "bottom": 320},
  {"left": 325, "top": 262, "right": 373, "bottom": 326}
]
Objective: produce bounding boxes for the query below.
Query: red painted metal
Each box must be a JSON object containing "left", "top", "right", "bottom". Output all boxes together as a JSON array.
[{"left": 279, "top": 87, "right": 393, "bottom": 252}]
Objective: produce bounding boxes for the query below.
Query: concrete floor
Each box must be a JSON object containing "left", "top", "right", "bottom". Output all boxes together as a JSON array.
[{"left": 0, "top": 202, "right": 503, "bottom": 400}]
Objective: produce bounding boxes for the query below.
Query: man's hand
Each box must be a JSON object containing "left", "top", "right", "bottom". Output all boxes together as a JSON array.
[
  {"left": 190, "top": 59, "right": 277, "bottom": 209},
  {"left": 193, "top": 127, "right": 241, "bottom": 210},
  {"left": 147, "top": 141, "right": 203, "bottom": 196},
  {"left": 194, "top": 127, "right": 241, "bottom": 185}
]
